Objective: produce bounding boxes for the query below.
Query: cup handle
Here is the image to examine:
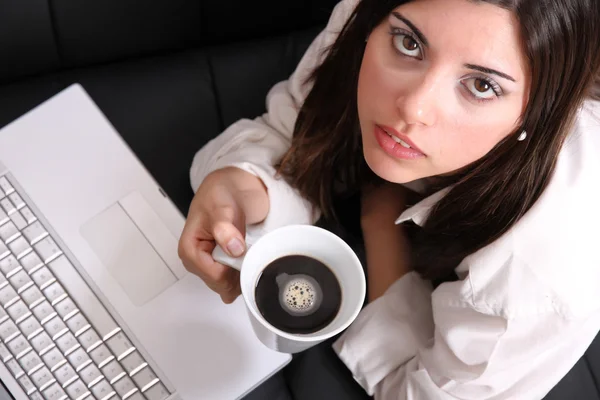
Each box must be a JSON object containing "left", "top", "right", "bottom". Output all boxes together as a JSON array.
[{"left": 212, "top": 245, "right": 245, "bottom": 271}]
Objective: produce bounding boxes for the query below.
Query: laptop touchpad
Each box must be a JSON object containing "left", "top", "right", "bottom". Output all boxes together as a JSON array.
[{"left": 81, "top": 202, "right": 177, "bottom": 306}]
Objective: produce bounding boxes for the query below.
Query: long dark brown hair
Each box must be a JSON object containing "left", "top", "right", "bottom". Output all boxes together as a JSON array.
[{"left": 278, "top": 0, "right": 600, "bottom": 280}]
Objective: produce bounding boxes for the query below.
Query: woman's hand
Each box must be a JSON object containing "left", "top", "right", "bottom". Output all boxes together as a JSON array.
[{"left": 178, "top": 167, "right": 269, "bottom": 303}]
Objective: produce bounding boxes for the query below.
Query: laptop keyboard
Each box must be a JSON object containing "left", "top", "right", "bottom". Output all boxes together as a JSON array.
[{"left": 0, "top": 175, "right": 171, "bottom": 400}]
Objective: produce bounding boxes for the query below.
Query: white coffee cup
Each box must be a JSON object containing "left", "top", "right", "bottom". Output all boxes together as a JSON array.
[{"left": 212, "top": 225, "right": 366, "bottom": 354}]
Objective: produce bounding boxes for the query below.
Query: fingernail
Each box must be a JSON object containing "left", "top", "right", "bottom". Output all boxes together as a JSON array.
[{"left": 227, "top": 238, "right": 245, "bottom": 257}]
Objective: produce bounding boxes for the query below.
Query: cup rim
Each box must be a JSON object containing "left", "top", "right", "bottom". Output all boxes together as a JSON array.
[{"left": 240, "top": 224, "right": 366, "bottom": 342}]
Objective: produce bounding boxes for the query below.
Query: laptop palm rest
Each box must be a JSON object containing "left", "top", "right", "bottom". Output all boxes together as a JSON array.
[{"left": 80, "top": 193, "right": 179, "bottom": 306}]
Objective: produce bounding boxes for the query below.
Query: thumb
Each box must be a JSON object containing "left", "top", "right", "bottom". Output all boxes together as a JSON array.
[{"left": 211, "top": 205, "right": 247, "bottom": 258}]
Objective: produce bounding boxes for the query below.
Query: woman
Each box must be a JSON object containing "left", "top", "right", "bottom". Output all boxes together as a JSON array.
[{"left": 178, "top": 0, "right": 600, "bottom": 398}]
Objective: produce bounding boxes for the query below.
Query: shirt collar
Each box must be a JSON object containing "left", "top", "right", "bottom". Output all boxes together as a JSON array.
[{"left": 395, "top": 188, "right": 449, "bottom": 227}]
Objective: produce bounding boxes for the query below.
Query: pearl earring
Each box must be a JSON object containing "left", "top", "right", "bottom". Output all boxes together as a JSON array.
[{"left": 518, "top": 131, "right": 527, "bottom": 141}]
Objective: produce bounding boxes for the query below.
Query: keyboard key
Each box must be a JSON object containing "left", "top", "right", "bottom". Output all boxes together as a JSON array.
[
  {"left": 18, "top": 350, "right": 43, "bottom": 374},
  {"left": 32, "top": 301, "right": 56, "bottom": 324},
  {"left": 56, "top": 331, "right": 80, "bottom": 355},
  {"left": 143, "top": 382, "right": 170, "bottom": 400},
  {"left": 41, "top": 348, "right": 65, "bottom": 371},
  {"left": 79, "top": 363, "right": 102, "bottom": 386},
  {"left": 7, "top": 334, "right": 31, "bottom": 358},
  {"left": 65, "top": 379, "right": 90, "bottom": 400},
  {"left": 8, "top": 193, "right": 25, "bottom": 210},
  {"left": 0, "top": 319, "right": 19, "bottom": 341},
  {"left": 55, "top": 297, "right": 78, "bottom": 320},
  {"left": 54, "top": 362, "right": 77, "bottom": 387},
  {"left": 30, "top": 391, "right": 44, "bottom": 400},
  {"left": 89, "top": 344, "right": 113, "bottom": 367},
  {"left": 31, "top": 332, "right": 54, "bottom": 355},
  {"left": 20, "top": 207, "right": 36, "bottom": 225},
  {"left": 21, "top": 285, "right": 44, "bottom": 307},
  {"left": 91, "top": 378, "right": 115, "bottom": 400},
  {"left": 47, "top": 256, "right": 119, "bottom": 339},
  {"left": 9, "top": 269, "right": 33, "bottom": 292},
  {"left": 113, "top": 375, "right": 137, "bottom": 398},
  {"left": 44, "top": 316, "right": 68, "bottom": 340},
  {"left": 106, "top": 331, "right": 134, "bottom": 359},
  {"left": 0, "top": 254, "right": 20, "bottom": 276},
  {"left": 9, "top": 236, "right": 31, "bottom": 259},
  {"left": 77, "top": 327, "right": 101, "bottom": 352},
  {"left": 132, "top": 366, "right": 159, "bottom": 390},
  {"left": 7, "top": 299, "right": 31, "bottom": 322},
  {"left": 121, "top": 351, "right": 147, "bottom": 375},
  {"left": 42, "top": 381, "right": 67, "bottom": 400},
  {"left": 18, "top": 315, "right": 43, "bottom": 339},
  {"left": 42, "top": 282, "right": 66, "bottom": 305},
  {"left": 5, "top": 357, "right": 24, "bottom": 377},
  {"left": 18, "top": 373, "right": 37, "bottom": 395},
  {"left": 0, "top": 284, "right": 18, "bottom": 307},
  {"left": 67, "top": 347, "right": 91, "bottom": 371},
  {"left": 0, "top": 283, "right": 19, "bottom": 306},
  {"left": 30, "top": 366, "right": 54, "bottom": 390},
  {"left": 0, "top": 198, "right": 16, "bottom": 215},
  {"left": 0, "top": 177, "right": 14, "bottom": 196},
  {"left": 0, "top": 305, "right": 7, "bottom": 322},
  {"left": 0, "top": 342, "right": 11, "bottom": 362},
  {"left": 101, "top": 360, "right": 125, "bottom": 383},
  {"left": 34, "top": 237, "right": 62, "bottom": 264},
  {"left": 20, "top": 251, "right": 43, "bottom": 273},
  {"left": 0, "top": 241, "right": 9, "bottom": 259},
  {"left": 126, "top": 392, "right": 146, "bottom": 400},
  {"left": 9, "top": 211, "right": 27, "bottom": 231},
  {"left": 22, "top": 221, "right": 47, "bottom": 244},
  {"left": 66, "top": 312, "right": 90, "bottom": 336},
  {"left": 31, "top": 267, "right": 54, "bottom": 289}
]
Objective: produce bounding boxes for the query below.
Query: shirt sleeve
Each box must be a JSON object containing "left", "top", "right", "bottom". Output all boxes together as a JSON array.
[
  {"left": 189, "top": 0, "right": 358, "bottom": 242},
  {"left": 333, "top": 270, "right": 589, "bottom": 399}
]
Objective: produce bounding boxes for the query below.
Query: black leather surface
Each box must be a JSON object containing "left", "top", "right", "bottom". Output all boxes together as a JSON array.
[
  {"left": 0, "top": 26, "right": 319, "bottom": 216},
  {"left": 50, "top": 0, "right": 204, "bottom": 68},
  {"left": 0, "top": 0, "right": 598, "bottom": 398},
  {"left": 0, "top": 0, "right": 60, "bottom": 83}
]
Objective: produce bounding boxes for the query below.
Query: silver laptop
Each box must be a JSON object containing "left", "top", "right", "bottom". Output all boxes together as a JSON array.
[{"left": 0, "top": 84, "right": 290, "bottom": 400}]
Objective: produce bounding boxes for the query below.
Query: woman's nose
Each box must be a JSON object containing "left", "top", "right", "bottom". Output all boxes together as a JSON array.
[{"left": 395, "top": 73, "right": 439, "bottom": 127}]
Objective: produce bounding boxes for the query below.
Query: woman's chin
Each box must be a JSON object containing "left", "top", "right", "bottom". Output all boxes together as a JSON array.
[{"left": 363, "top": 148, "right": 422, "bottom": 184}]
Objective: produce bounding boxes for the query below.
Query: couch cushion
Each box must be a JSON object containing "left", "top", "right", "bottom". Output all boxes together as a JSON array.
[
  {"left": 0, "top": 0, "right": 339, "bottom": 83},
  {"left": 51, "top": 0, "right": 204, "bottom": 68},
  {"left": 0, "top": 27, "right": 320, "bottom": 214},
  {"left": 0, "top": 0, "right": 60, "bottom": 84}
]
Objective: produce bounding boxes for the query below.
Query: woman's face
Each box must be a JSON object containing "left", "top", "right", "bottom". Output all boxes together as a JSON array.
[{"left": 358, "top": 0, "right": 530, "bottom": 183}]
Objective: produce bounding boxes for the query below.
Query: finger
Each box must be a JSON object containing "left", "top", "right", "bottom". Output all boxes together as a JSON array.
[
  {"left": 211, "top": 206, "right": 247, "bottom": 258},
  {"left": 219, "top": 269, "right": 241, "bottom": 304},
  {"left": 194, "top": 249, "right": 238, "bottom": 291}
]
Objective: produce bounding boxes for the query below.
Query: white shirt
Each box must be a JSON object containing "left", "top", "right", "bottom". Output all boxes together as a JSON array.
[{"left": 189, "top": 0, "right": 600, "bottom": 398}]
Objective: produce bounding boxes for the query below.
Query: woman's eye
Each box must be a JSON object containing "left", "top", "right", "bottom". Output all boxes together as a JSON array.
[
  {"left": 461, "top": 77, "right": 502, "bottom": 101},
  {"left": 392, "top": 34, "right": 422, "bottom": 59}
]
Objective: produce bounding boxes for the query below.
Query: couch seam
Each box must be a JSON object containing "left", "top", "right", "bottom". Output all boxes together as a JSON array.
[
  {"left": 206, "top": 53, "right": 225, "bottom": 131},
  {"left": 46, "top": 0, "right": 64, "bottom": 67}
]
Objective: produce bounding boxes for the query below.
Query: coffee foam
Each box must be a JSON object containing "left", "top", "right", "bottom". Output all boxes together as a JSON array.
[{"left": 276, "top": 273, "right": 323, "bottom": 316}]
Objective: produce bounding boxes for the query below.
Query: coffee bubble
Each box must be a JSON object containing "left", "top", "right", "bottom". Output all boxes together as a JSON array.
[{"left": 276, "top": 273, "right": 323, "bottom": 316}]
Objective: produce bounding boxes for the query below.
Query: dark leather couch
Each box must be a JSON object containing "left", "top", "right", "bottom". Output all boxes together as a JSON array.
[{"left": 1, "top": 1, "right": 598, "bottom": 399}]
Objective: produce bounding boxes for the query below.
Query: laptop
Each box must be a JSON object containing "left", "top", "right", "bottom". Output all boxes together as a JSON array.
[{"left": 0, "top": 84, "right": 290, "bottom": 400}]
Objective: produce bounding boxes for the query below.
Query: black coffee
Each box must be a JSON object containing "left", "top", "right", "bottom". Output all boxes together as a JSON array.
[{"left": 255, "top": 255, "right": 342, "bottom": 334}]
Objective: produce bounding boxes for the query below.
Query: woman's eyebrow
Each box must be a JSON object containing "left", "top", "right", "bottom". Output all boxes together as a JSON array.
[
  {"left": 391, "top": 12, "right": 429, "bottom": 47},
  {"left": 465, "top": 64, "right": 516, "bottom": 82},
  {"left": 391, "top": 12, "right": 517, "bottom": 83}
]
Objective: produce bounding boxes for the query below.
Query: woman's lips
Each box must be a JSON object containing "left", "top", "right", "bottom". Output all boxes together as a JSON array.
[{"left": 374, "top": 125, "right": 426, "bottom": 159}]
